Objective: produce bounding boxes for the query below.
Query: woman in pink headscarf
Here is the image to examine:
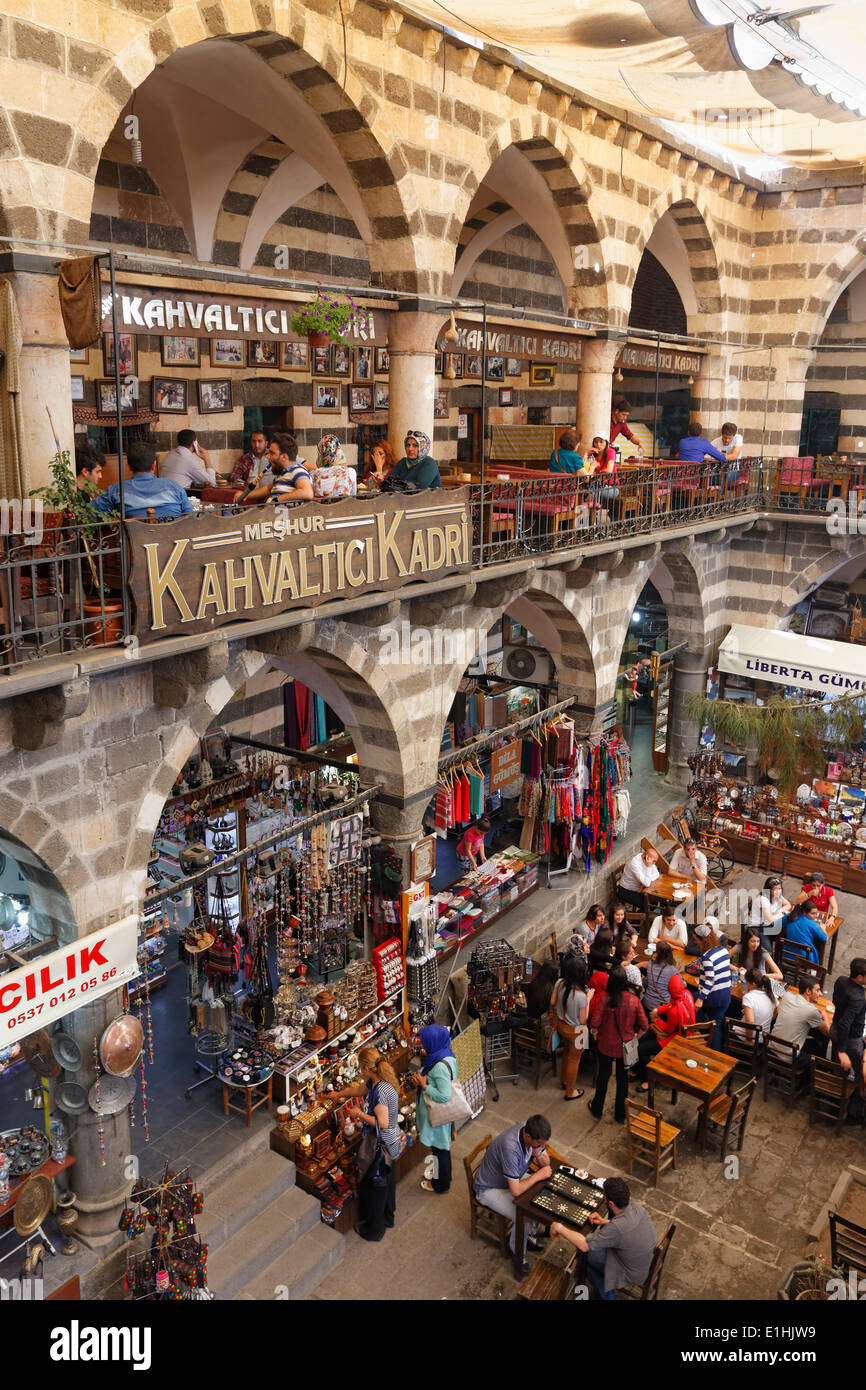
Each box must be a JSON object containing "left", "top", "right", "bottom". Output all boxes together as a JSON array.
[{"left": 312, "top": 433, "right": 357, "bottom": 498}]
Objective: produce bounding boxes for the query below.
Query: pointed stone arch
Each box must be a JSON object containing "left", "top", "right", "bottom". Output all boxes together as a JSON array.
[
  {"left": 626, "top": 182, "right": 728, "bottom": 336},
  {"left": 800, "top": 236, "right": 866, "bottom": 349}
]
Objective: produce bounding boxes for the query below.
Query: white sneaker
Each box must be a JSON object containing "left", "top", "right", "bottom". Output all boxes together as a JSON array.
[{"left": 423, "top": 1157, "right": 435, "bottom": 1179}]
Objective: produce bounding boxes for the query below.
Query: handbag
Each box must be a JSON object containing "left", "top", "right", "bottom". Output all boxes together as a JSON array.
[
  {"left": 424, "top": 1062, "right": 472, "bottom": 1127},
  {"left": 614, "top": 1002, "right": 639, "bottom": 1069},
  {"left": 367, "top": 1138, "right": 389, "bottom": 1187},
  {"left": 57, "top": 256, "right": 102, "bottom": 348}
]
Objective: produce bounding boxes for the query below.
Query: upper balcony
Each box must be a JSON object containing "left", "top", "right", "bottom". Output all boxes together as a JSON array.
[{"left": 0, "top": 455, "right": 855, "bottom": 694}]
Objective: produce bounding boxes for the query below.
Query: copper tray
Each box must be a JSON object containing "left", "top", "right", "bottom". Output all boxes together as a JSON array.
[
  {"left": 99, "top": 1015, "right": 144, "bottom": 1077},
  {"left": 14, "top": 1173, "right": 52, "bottom": 1236}
]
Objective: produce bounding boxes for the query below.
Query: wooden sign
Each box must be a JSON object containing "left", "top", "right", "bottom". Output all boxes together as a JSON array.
[
  {"left": 490, "top": 739, "right": 522, "bottom": 791},
  {"left": 615, "top": 344, "right": 704, "bottom": 376},
  {"left": 455, "top": 319, "right": 584, "bottom": 365},
  {"left": 105, "top": 283, "right": 386, "bottom": 344},
  {"left": 126, "top": 490, "right": 472, "bottom": 642}
]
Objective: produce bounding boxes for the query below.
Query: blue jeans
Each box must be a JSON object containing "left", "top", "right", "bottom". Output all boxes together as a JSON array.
[
  {"left": 587, "top": 1249, "right": 617, "bottom": 1301},
  {"left": 699, "top": 992, "right": 731, "bottom": 1050}
]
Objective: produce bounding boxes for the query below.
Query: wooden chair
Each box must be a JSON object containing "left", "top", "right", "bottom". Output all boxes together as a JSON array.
[
  {"left": 619, "top": 1222, "right": 676, "bottom": 1301},
  {"left": 773, "top": 935, "right": 811, "bottom": 987},
  {"left": 641, "top": 837, "right": 671, "bottom": 873},
  {"left": 795, "top": 961, "right": 827, "bottom": 992},
  {"left": 511, "top": 1018, "right": 557, "bottom": 1090},
  {"left": 697, "top": 1077, "right": 757, "bottom": 1159},
  {"left": 762, "top": 1034, "right": 802, "bottom": 1106},
  {"left": 723, "top": 1018, "right": 762, "bottom": 1076},
  {"left": 681, "top": 1022, "right": 714, "bottom": 1043},
  {"left": 809, "top": 1057, "right": 851, "bottom": 1133},
  {"left": 624, "top": 1100, "right": 680, "bottom": 1185},
  {"left": 464, "top": 1134, "right": 511, "bottom": 1255},
  {"left": 829, "top": 1211, "right": 866, "bottom": 1280}
]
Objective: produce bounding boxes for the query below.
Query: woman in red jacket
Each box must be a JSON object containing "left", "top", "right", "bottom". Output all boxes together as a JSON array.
[{"left": 587, "top": 968, "right": 649, "bottom": 1124}]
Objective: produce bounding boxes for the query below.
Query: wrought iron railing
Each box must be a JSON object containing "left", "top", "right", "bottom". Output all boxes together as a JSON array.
[{"left": 0, "top": 457, "right": 858, "bottom": 675}]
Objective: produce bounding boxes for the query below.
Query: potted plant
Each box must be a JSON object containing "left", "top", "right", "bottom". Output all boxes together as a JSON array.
[
  {"left": 777, "top": 1255, "right": 843, "bottom": 1300},
  {"left": 290, "top": 290, "right": 362, "bottom": 348}
]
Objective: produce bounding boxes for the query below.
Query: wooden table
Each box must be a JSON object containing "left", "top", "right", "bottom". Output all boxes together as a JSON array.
[
  {"left": 818, "top": 914, "right": 842, "bottom": 972},
  {"left": 512, "top": 1162, "right": 600, "bottom": 1279},
  {"left": 646, "top": 1036, "right": 737, "bottom": 1153},
  {"left": 222, "top": 1073, "right": 274, "bottom": 1127},
  {"left": 646, "top": 874, "right": 701, "bottom": 923},
  {"left": 517, "top": 1235, "right": 579, "bottom": 1300}
]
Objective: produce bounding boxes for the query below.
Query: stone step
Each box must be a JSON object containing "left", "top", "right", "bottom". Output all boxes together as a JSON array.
[
  {"left": 194, "top": 1121, "right": 271, "bottom": 1192},
  {"left": 197, "top": 1149, "right": 295, "bottom": 1253},
  {"left": 208, "top": 1185, "right": 323, "bottom": 1300},
  {"left": 239, "top": 1221, "right": 344, "bottom": 1301}
]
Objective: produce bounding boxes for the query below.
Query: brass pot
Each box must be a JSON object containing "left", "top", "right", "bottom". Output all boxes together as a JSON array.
[{"left": 56, "top": 1191, "right": 79, "bottom": 1255}]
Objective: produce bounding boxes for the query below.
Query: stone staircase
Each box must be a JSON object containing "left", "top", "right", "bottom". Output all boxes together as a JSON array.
[{"left": 199, "top": 1132, "right": 344, "bottom": 1300}]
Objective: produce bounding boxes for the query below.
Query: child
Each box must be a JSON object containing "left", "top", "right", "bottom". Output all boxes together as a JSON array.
[{"left": 456, "top": 818, "right": 490, "bottom": 870}]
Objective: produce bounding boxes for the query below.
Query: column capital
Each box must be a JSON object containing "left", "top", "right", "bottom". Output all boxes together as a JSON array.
[{"left": 387, "top": 305, "right": 447, "bottom": 354}]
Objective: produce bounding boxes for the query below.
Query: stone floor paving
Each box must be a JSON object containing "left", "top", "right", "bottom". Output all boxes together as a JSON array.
[{"left": 313, "top": 867, "right": 866, "bottom": 1301}]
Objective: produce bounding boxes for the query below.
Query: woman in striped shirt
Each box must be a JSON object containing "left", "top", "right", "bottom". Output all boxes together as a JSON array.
[{"left": 336, "top": 1045, "right": 403, "bottom": 1242}]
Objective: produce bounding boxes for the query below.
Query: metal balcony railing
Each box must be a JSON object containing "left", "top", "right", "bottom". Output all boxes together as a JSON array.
[{"left": 0, "top": 456, "right": 858, "bottom": 675}]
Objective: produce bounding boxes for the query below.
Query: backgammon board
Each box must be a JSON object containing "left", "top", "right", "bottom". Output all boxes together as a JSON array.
[{"left": 531, "top": 1170, "right": 605, "bottom": 1227}]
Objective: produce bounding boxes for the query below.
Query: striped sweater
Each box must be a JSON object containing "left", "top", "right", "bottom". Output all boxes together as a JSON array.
[{"left": 699, "top": 945, "right": 733, "bottom": 1003}]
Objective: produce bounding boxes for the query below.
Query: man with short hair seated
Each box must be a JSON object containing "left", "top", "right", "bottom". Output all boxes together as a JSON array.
[
  {"left": 243, "top": 432, "right": 314, "bottom": 504},
  {"left": 473, "top": 1114, "right": 552, "bottom": 1275},
  {"left": 93, "top": 441, "right": 193, "bottom": 520},
  {"left": 551, "top": 1175, "right": 656, "bottom": 1301},
  {"left": 676, "top": 424, "right": 728, "bottom": 464}
]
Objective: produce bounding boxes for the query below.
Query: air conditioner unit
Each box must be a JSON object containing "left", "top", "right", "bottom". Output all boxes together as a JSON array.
[{"left": 503, "top": 645, "right": 553, "bottom": 685}]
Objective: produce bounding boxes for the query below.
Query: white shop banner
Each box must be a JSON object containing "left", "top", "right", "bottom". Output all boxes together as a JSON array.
[
  {"left": 718, "top": 624, "right": 866, "bottom": 695},
  {"left": 0, "top": 916, "right": 140, "bottom": 1046}
]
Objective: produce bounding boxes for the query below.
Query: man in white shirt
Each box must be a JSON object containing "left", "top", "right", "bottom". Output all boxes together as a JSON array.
[
  {"left": 648, "top": 908, "right": 688, "bottom": 949},
  {"left": 619, "top": 847, "right": 660, "bottom": 910},
  {"left": 712, "top": 422, "right": 743, "bottom": 478},
  {"left": 160, "top": 429, "right": 218, "bottom": 489},
  {"left": 669, "top": 842, "right": 707, "bottom": 885}
]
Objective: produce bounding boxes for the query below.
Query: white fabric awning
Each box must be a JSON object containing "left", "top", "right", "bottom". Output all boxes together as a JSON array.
[{"left": 719, "top": 623, "right": 866, "bottom": 695}]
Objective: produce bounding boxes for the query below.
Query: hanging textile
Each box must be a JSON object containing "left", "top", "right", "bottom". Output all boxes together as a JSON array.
[
  {"left": 313, "top": 694, "right": 327, "bottom": 747},
  {"left": 0, "top": 281, "right": 30, "bottom": 500},
  {"left": 294, "top": 682, "right": 311, "bottom": 751}
]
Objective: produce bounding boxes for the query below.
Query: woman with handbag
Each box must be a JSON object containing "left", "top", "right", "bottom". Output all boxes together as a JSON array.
[
  {"left": 587, "top": 968, "right": 649, "bottom": 1124},
  {"left": 415, "top": 1025, "right": 461, "bottom": 1194},
  {"left": 336, "top": 1046, "right": 403, "bottom": 1241},
  {"left": 551, "top": 955, "right": 593, "bottom": 1101}
]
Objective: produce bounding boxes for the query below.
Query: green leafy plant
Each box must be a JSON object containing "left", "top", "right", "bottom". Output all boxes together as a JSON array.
[
  {"left": 30, "top": 448, "right": 103, "bottom": 527},
  {"left": 289, "top": 291, "right": 361, "bottom": 342}
]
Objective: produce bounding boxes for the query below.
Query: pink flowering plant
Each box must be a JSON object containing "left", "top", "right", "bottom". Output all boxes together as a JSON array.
[{"left": 290, "top": 291, "right": 360, "bottom": 342}]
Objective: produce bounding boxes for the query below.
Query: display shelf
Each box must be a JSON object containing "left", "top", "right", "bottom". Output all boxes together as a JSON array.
[
  {"left": 271, "top": 986, "right": 404, "bottom": 1104},
  {"left": 436, "top": 879, "right": 539, "bottom": 960}
]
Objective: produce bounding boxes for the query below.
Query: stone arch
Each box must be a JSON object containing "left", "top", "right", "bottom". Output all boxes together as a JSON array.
[
  {"left": 799, "top": 236, "right": 866, "bottom": 348},
  {"left": 600, "top": 549, "right": 711, "bottom": 701},
  {"left": 770, "top": 539, "right": 866, "bottom": 624},
  {"left": 625, "top": 183, "right": 728, "bottom": 336},
  {"left": 451, "top": 115, "right": 609, "bottom": 319}
]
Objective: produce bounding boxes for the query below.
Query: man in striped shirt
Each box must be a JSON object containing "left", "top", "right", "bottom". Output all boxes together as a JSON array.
[
  {"left": 244, "top": 432, "right": 314, "bottom": 504},
  {"left": 694, "top": 922, "right": 732, "bottom": 1049}
]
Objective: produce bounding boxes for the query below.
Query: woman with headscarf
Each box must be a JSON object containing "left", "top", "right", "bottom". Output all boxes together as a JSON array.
[
  {"left": 312, "top": 433, "right": 357, "bottom": 498},
  {"left": 635, "top": 973, "right": 695, "bottom": 1090},
  {"left": 414, "top": 1024, "right": 458, "bottom": 1194},
  {"left": 385, "top": 430, "right": 442, "bottom": 490}
]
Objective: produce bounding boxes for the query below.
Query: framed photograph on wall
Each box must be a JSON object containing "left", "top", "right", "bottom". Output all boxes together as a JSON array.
[
  {"left": 353, "top": 345, "right": 373, "bottom": 383},
  {"left": 349, "top": 385, "right": 373, "bottom": 413},
  {"left": 313, "top": 382, "right": 341, "bottom": 413},
  {"left": 331, "top": 342, "right": 351, "bottom": 378},
  {"left": 152, "top": 376, "right": 188, "bottom": 413},
  {"left": 160, "top": 335, "right": 200, "bottom": 367},
  {"left": 465, "top": 354, "right": 482, "bottom": 378},
  {"left": 312, "top": 345, "right": 333, "bottom": 378},
  {"left": 374, "top": 381, "right": 389, "bottom": 411},
  {"left": 247, "top": 339, "right": 279, "bottom": 368},
  {"left": 506, "top": 357, "right": 522, "bottom": 377},
  {"left": 435, "top": 351, "right": 444, "bottom": 375},
  {"left": 530, "top": 362, "right": 556, "bottom": 386},
  {"left": 444, "top": 352, "right": 463, "bottom": 380},
  {"left": 498, "top": 387, "right": 514, "bottom": 406},
  {"left": 410, "top": 835, "right": 436, "bottom": 884},
  {"left": 103, "top": 332, "right": 137, "bottom": 376},
  {"left": 197, "top": 378, "right": 233, "bottom": 413},
  {"left": 69, "top": 347, "right": 89, "bottom": 364},
  {"left": 486, "top": 356, "right": 505, "bottom": 381},
  {"left": 375, "top": 347, "right": 390, "bottom": 374},
  {"left": 70, "top": 375, "right": 85, "bottom": 402},
  {"left": 96, "top": 378, "right": 137, "bottom": 416},
  {"left": 281, "top": 340, "right": 309, "bottom": 371},
  {"left": 433, "top": 390, "right": 449, "bottom": 419},
  {"left": 210, "top": 338, "right": 244, "bottom": 367}
]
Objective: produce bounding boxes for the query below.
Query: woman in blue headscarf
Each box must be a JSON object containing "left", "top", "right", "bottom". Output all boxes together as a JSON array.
[{"left": 414, "top": 1024, "right": 458, "bottom": 1194}]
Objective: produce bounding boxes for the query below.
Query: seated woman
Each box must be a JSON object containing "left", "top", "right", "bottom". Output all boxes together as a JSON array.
[
  {"left": 363, "top": 438, "right": 397, "bottom": 490},
  {"left": 729, "top": 927, "right": 782, "bottom": 981},
  {"left": 585, "top": 436, "right": 620, "bottom": 508},
  {"left": 588, "top": 927, "right": 616, "bottom": 975},
  {"left": 740, "top": 969, "right": 778, "bottom": 1036},
  {"left": 636, "top": 974, "right": 696, "bottom": 1088},
  {"left": 522, "top": 961, "right": 560, "bottom": 1020},
  {"left": 312, "top": 434, "right": 357, "bottom": 498},
  {"left": 384, "top": 430, "right": 441, "bottom": 490},
  {"left": 549, "top": 428, "right": 585, "bottom": 474}
]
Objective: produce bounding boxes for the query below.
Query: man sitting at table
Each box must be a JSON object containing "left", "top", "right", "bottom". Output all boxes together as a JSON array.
[
  {"left": 668, "top": 841, "right": 707, "bottom": 885},
  {"left": 243, "top": 432, "right": 314, "bottom": 504},
  {"left": 647, "top": 907, "right": 688, "bottom": 950},
  {"left": 473, "top": 1115, "right": 552, "bottom": 1274},
  {"left": 675, "top": 424, "right": 728, "bottom": 465},
  {"left": 782, "top": 901, "right": 828, "bottom": 966},
  {"left": 618, "top": 847, "right": 660, "bottom": 911},
  {"left": 551, "top": 1176, "right": 656, "bottom": 1301},
  {"left": 93, "top": 440, "right": 193, "bottom": 520},
  {"left": 160, "top": 428, "right": 218, "bottom": 489},
  {"left": 770, "top": 975, "right": 829, "bottom": 1074},
  {"left": 712, "top": 422, "right": 743, "bottom": 475}
]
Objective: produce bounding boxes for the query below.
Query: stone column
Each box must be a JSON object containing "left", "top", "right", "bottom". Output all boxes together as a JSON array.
[
  {"left": 387, "top": 304, "right": 445, "bottom": 460},
  {"left": 690, "top": 350, "right": 734, "bottom": 439},
  {"left": 369, "top": 795, "right": 429, "bottom": 889},
  {"left": 0, "top": 270, "right": 75, "bottom": 492},
  {"left": 666, "top": 647, "right": 711, "bottom": 788},
  {"left": 763, "top": 346, "right": 816, "bottom": 455},
  {"left": 576, "top": 335, "right": 624, "bottom": 450}
]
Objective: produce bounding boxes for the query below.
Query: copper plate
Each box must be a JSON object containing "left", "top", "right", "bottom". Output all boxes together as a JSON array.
[
  {"left": 14, "top": 1173, "right": 52, "bottom": 1236},
  {"left": 21, "top": 1029, "right": 60, "bottom": 1079},
  {"left": 99, "top": 1015, "right": 144, "bottom": 1077}
]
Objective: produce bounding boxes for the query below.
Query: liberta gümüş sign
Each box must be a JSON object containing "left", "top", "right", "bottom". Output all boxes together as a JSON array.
[{"left": 127, "top": 490, "right": 472, "bottom": 641}]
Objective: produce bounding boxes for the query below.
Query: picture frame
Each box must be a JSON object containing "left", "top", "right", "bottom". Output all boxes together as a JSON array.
[
  {"left": 246, "top": 339, "right": 279, "bottom": 368},
  {"left": 349, "top": 385, "right": 373, "bottom": 413},
  {"left": 69, "top": 347, "right": 89, "bottom": 364},
  {"left": 498, "top": 386, "right": 514, "bottom": 406},
  {"left": 530, "top": 362, "right": 556, "bottom": 386},
  {"left": 312, "top": 345, "right": 333, "bottom": 378},
  {"left": 435, "top": 351, "right": 444, "bottom": 375},
  {"left": 210, "top": 338, "right": 244, "bottom": 368},
  {"left": 103, "top": 332, "right": 137, "bottom": 377},
  {"left": 410, "top": 835, "right": 436, "bottom": 884},
  {"left": 197, "top": 378, "right": 234, "bottom": 414},
  {"left": 443, "top": 351, "right": 463, "bottom": 380},
  {"left": 433, "top": 390, "right": 449, "bottom": 419},
  {"left": 506, "top": 357, "right": 522, "bottom": 377},
  {"left": 486, "top": 355, "right": 505, "bottom": 381},
  {"left": 281, "top": 340, "right": 309, "bottom": 372},
  {"left": 152, "top": 376, "right": 188, "bottom": 414},
  {"left": 160, "top": 335, "right": 199, "bottom": 368},
  {"left": 374, "top": 381, "right": 390, "bottom": 411},
  {"left": 375, "top": 347, "right": 390, "bottom": 374},
  {"left": 465, "top": 354, "right": 482, "bottom": 378},
  {"left": 353, "top": 345, "right": 373, "bottom": 383},
  {"left": 331, "top": 343, "right": 351, "bottom": 378},
  {"left": 70, "top": 375, "right": 85, "bottom": 402},
  {"left": 96, "top": 378, "right": 138, "bottom": 417},
  {"left": 313, "top": 382, "right": 341, "bottom": 414}
]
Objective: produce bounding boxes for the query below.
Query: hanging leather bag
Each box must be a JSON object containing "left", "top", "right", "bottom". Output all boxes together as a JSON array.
[{"left": 58, "top": 256, "right": 101, "bottom": 349}]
